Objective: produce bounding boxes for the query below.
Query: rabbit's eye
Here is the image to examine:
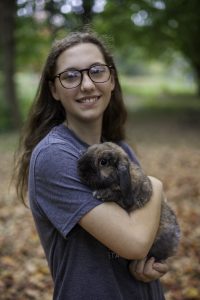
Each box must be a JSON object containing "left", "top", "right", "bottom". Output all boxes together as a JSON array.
[{"left": 100, "top": 159, "right": 108, "bottom": 166}]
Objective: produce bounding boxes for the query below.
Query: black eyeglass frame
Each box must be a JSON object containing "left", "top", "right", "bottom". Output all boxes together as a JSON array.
[{"left": 52, "top": 64, "right": 114, "bottom": 89}]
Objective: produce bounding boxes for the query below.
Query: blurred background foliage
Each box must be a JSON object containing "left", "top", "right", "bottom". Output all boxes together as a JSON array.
[{"left": 0, "top": 0, "right": 200, "bottom": 131}]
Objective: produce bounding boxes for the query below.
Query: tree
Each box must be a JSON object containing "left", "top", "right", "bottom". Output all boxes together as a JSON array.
[
  {"left": 1, "top": 0, "right": 200, "bottom": 131},
  {"left": 94, "top": 0, "right": 200, "bottom": 95},
  {"left": 0, "top": 0, "right": 96, "bottom": 130},
  {"left": 0, "top": 0, "right": 22, "bottom": 129}
]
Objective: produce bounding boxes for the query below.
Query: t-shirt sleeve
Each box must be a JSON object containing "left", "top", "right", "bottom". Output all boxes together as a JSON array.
[
  {"left": 119, "top": 141, "right": 141, "bottom": 166},
  {"left": 31, "top": 143, "right": 102, "bottom": 238}
]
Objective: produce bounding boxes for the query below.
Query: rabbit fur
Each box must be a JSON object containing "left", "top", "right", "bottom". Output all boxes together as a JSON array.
[{"left": 78, "top": 142, "right": 180, "bottom": 261}]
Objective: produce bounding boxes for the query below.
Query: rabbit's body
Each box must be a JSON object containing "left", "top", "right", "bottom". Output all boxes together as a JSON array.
[{"left": 78, "top": 142, "right": 180, "bottom": 261}]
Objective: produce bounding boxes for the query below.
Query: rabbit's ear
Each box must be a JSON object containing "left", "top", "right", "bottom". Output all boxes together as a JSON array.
[{"left": 117, "top": 164, "right": 133, "bottom": 208}]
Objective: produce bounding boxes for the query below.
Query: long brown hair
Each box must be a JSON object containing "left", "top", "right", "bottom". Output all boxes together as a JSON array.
[{"left": 14, "top": 30, "right": 127, "bottom": 204}]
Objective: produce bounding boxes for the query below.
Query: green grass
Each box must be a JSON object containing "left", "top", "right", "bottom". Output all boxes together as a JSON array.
[
  {"left": 120, "top": 74, "right": 200, "bottom": 114},
  {"left": 16, "top": 72, "right": 39, "bottom": 119},
  {"left": 0, "top": 132, "right": 18, "bottom": 152},
  {"left": 120, "top": 74, "right": 196, "bottom": 97}
]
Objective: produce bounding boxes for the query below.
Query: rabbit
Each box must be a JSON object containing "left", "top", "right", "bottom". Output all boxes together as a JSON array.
[{"left": 78, "top": 142, "right": 180, "bottom": 261}]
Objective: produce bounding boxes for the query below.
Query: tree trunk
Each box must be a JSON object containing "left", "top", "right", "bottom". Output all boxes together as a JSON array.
[
  {"left": 81, "top": 0, "right": 94, "bottom": 25},
  {"left": 193, "top": 65, "right": 200, "bottom": 97},
  {"left": 189, "top": 61, "right": 200, "bottom": 97},
  {"left": 0, "top": 0, "right": 22, "bottom": 129}
]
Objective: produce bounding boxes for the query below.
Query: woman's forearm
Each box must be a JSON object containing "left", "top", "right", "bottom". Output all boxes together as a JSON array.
[{"left": 79, "top": 177, "right": 163, "bottom": 260}]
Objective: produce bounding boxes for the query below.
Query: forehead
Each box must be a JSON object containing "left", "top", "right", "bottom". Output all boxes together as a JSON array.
[{"left": 56, "top": 43, "right": 106, "bottom": 71}]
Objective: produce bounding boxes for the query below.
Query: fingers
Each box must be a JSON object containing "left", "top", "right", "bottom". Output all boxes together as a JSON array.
[
  {"left": 129, "top": 257, "right": 168, "bottom": 283},
  {"left": 129, "top": 257, "right": 152, "bottom": 282},
  {"left": 136, "top": 257, "right": 159, "bottom": 282},
  {"left": 153, "top": 260, "right": 169, "bottom": 274}
]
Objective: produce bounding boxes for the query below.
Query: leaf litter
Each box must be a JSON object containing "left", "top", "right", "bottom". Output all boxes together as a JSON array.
[{"left": 0, "top": 116, "right": 199, "bottom": 300}]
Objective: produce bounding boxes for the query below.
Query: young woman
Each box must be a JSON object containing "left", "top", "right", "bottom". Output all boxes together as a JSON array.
[{"left": 15, "top": 31, "right": 168, "bottom": 299}]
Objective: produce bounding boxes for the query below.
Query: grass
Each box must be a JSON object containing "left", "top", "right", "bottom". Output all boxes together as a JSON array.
[
  {"left": 0, "top": 132, "right": 19, "bottom": 152},
  {"left": 119, "top": 74, "right": 200, "bottom": 115},
  {"left": 16, "top": 72, "right": 39, "bottom": 119},
  {"left": 120, "top": 74, "right": 196, "bottom": 97}
]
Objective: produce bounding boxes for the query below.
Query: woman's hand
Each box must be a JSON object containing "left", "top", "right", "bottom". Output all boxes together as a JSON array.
[{"left": 129, "top": 257, "right": 169, "bottom": 282}]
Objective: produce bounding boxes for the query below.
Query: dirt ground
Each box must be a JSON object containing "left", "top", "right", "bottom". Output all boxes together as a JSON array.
[{"left": 0, "top": 111, "right": 200, "bottom": 300}]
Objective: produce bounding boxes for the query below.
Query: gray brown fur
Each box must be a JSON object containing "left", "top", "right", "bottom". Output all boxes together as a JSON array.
[{"left": 78, "top": 142, "right": 181, "bottom": 261}]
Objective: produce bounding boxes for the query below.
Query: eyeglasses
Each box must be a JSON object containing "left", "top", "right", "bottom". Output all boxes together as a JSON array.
[{"left": 52, "top": 64, "right": 113, "bottom": 89}]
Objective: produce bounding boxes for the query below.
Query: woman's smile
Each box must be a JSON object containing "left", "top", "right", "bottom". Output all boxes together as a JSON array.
[{"left": 76, "top": 95, "right": 101, "bottom": 104}]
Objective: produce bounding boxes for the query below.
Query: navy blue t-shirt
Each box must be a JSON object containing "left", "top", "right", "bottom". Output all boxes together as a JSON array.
[{"left": 28, "top": 124, "right": 165, "bottom": 300}]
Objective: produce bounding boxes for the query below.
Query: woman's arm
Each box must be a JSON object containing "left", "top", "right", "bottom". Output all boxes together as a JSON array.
[{"left": 79, "top": 176, "right": 163, "bottom": 260}]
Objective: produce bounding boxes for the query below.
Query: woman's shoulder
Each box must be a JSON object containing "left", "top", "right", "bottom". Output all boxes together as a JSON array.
[
  {"left": 31, "top": 124, "right": 85, "bottom": 165},
  {"left": 117, "top": 140, "right": 140, "bottom": 166}
]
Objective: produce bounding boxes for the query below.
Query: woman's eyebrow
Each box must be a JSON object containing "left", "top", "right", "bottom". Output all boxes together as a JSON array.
[
  {"left": 57, "top": 67, "right": 78, "bottom": 74},
  {"left": 58, "top": 61, "right": 106, "bottom": 73}
]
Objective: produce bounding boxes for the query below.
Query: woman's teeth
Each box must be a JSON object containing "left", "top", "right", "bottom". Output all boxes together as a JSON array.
[{"left": 78, "top": 97, "right": 99, "bottom": 103}]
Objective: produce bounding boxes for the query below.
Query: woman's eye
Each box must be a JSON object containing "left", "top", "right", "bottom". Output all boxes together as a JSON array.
[
  {"left": 62, "top": 71, "right": 80, "bottom": 81},
  {"left": 90, "top": 66, "right": 105, "bottom": 75}
]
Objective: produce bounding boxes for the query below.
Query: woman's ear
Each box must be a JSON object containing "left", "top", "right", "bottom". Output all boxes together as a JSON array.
[{"left": 49, "top": 81, "right": 60, "bottom": 101}]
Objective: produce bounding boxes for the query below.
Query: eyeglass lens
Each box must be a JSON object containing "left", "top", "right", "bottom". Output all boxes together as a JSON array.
[{"left": 59, "top": 65, "right": 111, "bottom": 88}]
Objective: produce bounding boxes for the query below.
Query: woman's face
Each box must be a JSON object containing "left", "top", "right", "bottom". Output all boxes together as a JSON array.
[{"left": 50, "top": 43, "right": 115, "bottom": 127}]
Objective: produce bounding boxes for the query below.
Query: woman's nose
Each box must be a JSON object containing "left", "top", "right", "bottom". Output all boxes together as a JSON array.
[{"left": 80, "top": 72, "right": 95, "bottom": 91}]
